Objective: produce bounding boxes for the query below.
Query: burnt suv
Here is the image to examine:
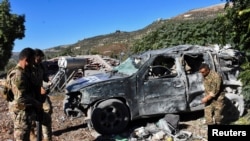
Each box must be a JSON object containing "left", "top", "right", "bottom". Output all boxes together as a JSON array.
[{"left": 63, "top": 45, "right": 245, "bottom": 135}]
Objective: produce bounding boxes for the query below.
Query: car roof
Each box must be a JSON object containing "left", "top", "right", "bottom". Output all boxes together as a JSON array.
[{"left": 136, "top": 44, "right": 215, "bottom": 59}]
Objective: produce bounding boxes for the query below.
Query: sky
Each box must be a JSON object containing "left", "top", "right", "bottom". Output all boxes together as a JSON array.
[{"left": 6, "top": 0, "right": 225, "bottom": 52}]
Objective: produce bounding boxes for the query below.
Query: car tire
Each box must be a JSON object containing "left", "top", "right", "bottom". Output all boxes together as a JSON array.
[
  {"left": 225, "top": 93, "right": 245, "bottom": 117},
  {"left": 91, "top": 99, "right": 130, "bottom": 135}
]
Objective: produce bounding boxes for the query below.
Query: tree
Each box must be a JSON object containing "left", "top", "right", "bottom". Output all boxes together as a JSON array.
[
  {"left": 224, "top": 0, "right": 250, "bottom": 51},
  {"left": 224, "top": 0, "right": 250, "bottom": 108},
  {"left": 0, "top": 0, "right": 25, "bottom": 70}
]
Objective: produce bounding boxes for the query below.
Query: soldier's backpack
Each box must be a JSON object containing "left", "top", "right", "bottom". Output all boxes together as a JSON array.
[{"left": 2, "top": 68, "right": 16, "bottom": 102}]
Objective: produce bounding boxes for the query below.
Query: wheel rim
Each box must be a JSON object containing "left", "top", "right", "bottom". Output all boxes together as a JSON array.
[
  {"left": 99, "top": 106, "right": 123, "bottom": 129},
  {"left": 91, "top": 99, "right": 130, "bottom": 134}
]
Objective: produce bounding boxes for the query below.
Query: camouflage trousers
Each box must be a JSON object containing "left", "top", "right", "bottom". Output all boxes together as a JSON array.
[
  {"left": 42, "top": 96, "right": 53, "bottom": 141},
  {"left": 31, "top": 96, "right": 53, "bottom": 141},
  {"left": 10, "top": 110, "right": 33, "bottom": 141},
  {"left": 204, "top": 100, "right": 225, "bottom": 125}
]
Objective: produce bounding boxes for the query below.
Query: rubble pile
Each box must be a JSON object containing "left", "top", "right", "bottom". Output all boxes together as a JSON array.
[{"left": 83, "top": 55, "right": 119, "bottom": 71}]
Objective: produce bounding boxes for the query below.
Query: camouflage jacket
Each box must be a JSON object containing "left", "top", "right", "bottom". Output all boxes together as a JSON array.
[
  {"left": 8, "top": 65, "right": 40, "bottom": 112},
  {"left": 203, "top": 70, "right": 222, "bottom": 98}
]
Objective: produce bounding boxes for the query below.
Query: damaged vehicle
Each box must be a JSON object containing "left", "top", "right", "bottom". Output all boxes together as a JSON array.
[{"left": 63, "top": 45, "right": 245, "bottom": 135}]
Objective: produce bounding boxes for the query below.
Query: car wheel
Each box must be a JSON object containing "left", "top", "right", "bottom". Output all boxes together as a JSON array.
[
  {"left": 225, "top": 93, "right": 245, "bottom": 117},
  {"left": 91, "top": 99, "right": 130, "bottom": 135}
]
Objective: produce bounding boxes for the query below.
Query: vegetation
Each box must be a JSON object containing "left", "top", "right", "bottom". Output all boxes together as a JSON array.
[
  {"left": 131, "top": 19, "right": 232, "bottom": 53},
  {"left": 224, "top": 0, "right": 250, "bottom": 107},
  {"left": 0, "top": 0, "right": 25, "bottom": 70},
  {"left": 4, "top": 58, "right": 16, "bottom": 72},
  {"left": 224, "top": 0, "right": 250, "bottom": 51}
]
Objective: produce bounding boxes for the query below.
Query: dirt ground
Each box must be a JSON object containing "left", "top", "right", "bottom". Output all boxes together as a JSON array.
[{"left": 0, "top": 93, "right": 248, "bottom": 141}]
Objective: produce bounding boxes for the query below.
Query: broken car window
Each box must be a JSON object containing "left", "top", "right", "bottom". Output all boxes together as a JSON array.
[
  {"left": 113, "top": 57, "right": 139, "bottom": 76},
  {"left": 183, "top": 54, "right": 204, "bottom": 74},
  {"left": 148, "top": 55, "right": 176, "bottom": 78}
]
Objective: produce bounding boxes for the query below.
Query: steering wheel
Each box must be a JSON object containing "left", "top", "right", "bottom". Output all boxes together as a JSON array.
[{"left": 149, "top": 65, "right": 171, "bottom": 77}]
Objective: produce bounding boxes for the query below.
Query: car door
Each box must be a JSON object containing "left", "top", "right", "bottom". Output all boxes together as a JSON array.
[
  {"left": 181, "top": 53, "right": 205, "bottom": 110},
  {"left": 138, "top": 55, "right": 187, "bottom": 116}
]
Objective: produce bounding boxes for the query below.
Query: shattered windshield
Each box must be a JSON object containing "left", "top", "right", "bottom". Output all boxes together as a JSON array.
[{"left": 113, "top": 57, "right": 142, "bottom": 75}]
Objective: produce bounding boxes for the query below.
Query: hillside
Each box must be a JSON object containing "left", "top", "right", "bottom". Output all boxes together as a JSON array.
[
  {"left": 173, "top": 3, "right": 225, "bottom": 20},
  {"left": 41, "top": 3, "right": 226, "bottom": 59}
]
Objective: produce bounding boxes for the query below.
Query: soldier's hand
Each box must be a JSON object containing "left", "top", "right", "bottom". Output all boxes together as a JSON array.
[
  {"left": 41, "top": 87, "right": 46, "bottom": 95},
  {"left": 201, "top": 97, "right": 207, "bottom": 104},
  {"left": 201, "top": 95, "right": 213, "bottom": 103}
]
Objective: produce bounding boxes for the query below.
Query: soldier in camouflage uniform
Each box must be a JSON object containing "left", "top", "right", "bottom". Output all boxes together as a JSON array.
[
  {"left": 8, "top": 48, "right": 42, "bottom": 141},
  {"left": 199, "top": 63, "right": 225, "bottom": 125},
  {"left": 30, "top": 49, "right": 53, "bottom": 141}
]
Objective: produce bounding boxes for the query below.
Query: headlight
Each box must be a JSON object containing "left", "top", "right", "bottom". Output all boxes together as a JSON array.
[{"left": 80, "top": 89, "right": 90, "bottom": 104}]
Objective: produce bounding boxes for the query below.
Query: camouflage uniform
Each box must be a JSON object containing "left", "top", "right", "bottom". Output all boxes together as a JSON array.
[
  {"left": 203, "top": 70, "right": 225, "bottom": 125},
  {"left": 8, "top": 65, "right": 40, "bottom": 141},
  {"left": 31, "top": 63, "right": 53, "bottom": 141}
]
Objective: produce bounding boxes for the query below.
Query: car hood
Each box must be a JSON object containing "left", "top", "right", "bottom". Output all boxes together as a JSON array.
[{"left": 66, "top": 72, "right": 125, "bottom": 92}]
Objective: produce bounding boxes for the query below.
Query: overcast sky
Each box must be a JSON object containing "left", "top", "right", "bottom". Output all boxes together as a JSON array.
[{"left": 6, "top": 0, "right": 225, "bottom": 52}]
